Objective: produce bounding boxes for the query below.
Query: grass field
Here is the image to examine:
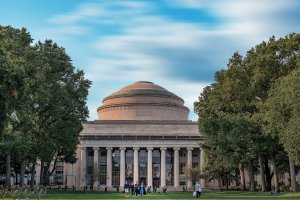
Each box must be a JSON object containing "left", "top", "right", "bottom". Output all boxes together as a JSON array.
[{"left": 12, "top": 190, "right": 300, "bottom": 200}]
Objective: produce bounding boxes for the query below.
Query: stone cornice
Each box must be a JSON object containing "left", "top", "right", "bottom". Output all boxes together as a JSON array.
[
  {"left": 80, "top": 135, "right": 202, "bottom": 141},
  {"left": 83, "top": 120, "right": 198, "bottom": 125},
  {"left": 103, "top": 89, "right": 184, "bottom": 103},
  {"left": 97, "top": 102, "right": 189, "bottom": 113},
  {"left": 80, "top": 139, "right": 203, "bottom": 149}
]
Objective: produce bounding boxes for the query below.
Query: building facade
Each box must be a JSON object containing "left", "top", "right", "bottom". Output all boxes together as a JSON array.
[
  {"left": 17, "top": 81, "right": 300, "bottom": 190},
  {"left": 76, "top": 81, "right": 205, "bottom": 190}
]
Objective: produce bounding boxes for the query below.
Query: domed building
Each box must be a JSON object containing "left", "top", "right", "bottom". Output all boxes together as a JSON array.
[
  {"left": 15, "top": 81, "right": 300, "bottom": 191},
  {"left": 72, "top": 81, "right": 206, "bottom": 190},
  {"left": 97, "top": 81, "right": 189, "bottom": 121}
]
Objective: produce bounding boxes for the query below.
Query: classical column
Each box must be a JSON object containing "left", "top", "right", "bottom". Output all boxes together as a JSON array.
[
  {"left": 120, "top": 147, "right": 126, "bottom": 187},
  {"left": 160, "top": 147, "right": 166, "bottom": 188},
  {"left": 93, "top": 147, "right": 99, "bottom": 187},
  {"left": 147, "top": 147, "right": 153, "bottom": 187},
  {"left": 80, "top": 147, "right": 87, "bottom": 187},
  {"left": 173, "top": 148, "right": 180, "bottom": 189},
  {"left": 133, "top": 147, "right": 139, "bottom": 184},
  {"left": 106, "top": 147, "right": 112, "bottom": 188},
  {"left": 200, "top": 148, "right": 206, "bottom": 188},
  {"left": 187, "top": 148, "right": 193, "bottom": 189}
]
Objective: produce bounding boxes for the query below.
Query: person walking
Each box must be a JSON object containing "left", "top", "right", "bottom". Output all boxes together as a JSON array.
[
  {"left": 194, "top": 182, "right": 201, "bottom": 199},
  {"left": 134, "top": 182, "right": 139, "bottom": 196},
  {"left": 130, "top": 182, "right": 134, "bottom": 196},
  {"left": 124, "top": 181, "right": 130, "bottom": 197},
  {"left": 139, "top": 182, "right": 145, "bottom": 196}
]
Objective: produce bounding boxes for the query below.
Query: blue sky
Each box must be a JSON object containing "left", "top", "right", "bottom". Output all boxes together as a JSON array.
[{"left": 1, "top": 0, "right": 300, "bottom": 121}]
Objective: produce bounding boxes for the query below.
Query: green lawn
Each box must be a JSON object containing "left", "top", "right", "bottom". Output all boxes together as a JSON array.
[{"left": 13, "top": 190, "right": 300, "bottom": 200}]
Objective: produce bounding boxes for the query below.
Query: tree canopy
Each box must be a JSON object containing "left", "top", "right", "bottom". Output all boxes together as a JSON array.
[
  {"left": 0, "top": 25, "right": 91, "bottom": 186},
  {"left": 195, "top": 33, "right": 300, "bottom": 191},
  {"left": 263, "top": 67, "right": 300, "bottom": 164}
]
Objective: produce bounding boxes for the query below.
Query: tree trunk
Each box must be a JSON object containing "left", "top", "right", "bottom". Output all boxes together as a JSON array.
[
  {"left": 20, "top": 160, "right": 25, "bottom": 187},
  {"left": 258, "top": 154, "right": 266, "bottom": 192},
  {"left": 44, "top": 162, "right": 51, "bottom": 186},
  {"left": 5, "top": 154, "right": 11, "bottom": 188},
  {"left": 239, "top": 163, "right": 246, "bottom": 191},
  {"left": 226, "top": 178, "right": 229, "bottom": 190},
  {"left": 30, "top": 160, "right": 36, "bottom": 189},
  {"left": 40, "top": 160, "right": 44, "bottom": 186},
  {"left": 288, "top": 155, "right": 296, "bottom": 192},
  {"left": 15, "top": 173, "right": 18, "bottom": 185},
  {"left": 264, "top": 159, "right": 272, "bottom": 191},
  {"left": 271, "top": 157, "right": 279, "bottom": 192},
  {"left": 249, "top": 159, "right": 256, "bottom": 192}
]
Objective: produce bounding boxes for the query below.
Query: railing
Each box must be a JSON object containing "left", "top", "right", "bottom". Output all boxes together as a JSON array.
[{"left": 0, "top": 185, "right": 47, "bottom": 200}]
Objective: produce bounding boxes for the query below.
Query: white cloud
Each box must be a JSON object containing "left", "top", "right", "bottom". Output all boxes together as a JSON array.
[
  {"left": 49, "top": 3, "right": 105, "bottom": 24},
  {"left": 168, "top": 0, "right": 299, "bottom": 39},
  {"left": 85, "top": 56, "right": 167, "bottom": 82},
  {"left": 158, "top": 80, "right": 208, "bottom": 118},
  {"left": 36, "top": 26, "right": 89, "bottom": 41},
  {"left": 43, "top": 0, "right": 300, "bottom": 121},
  {"left": 49, "top": 1, "right": 153, "bottom": 25}
]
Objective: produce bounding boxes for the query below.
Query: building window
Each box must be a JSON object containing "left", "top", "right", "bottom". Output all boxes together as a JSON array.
[
  {"left": 192, "top": 163, "right": 198, "bottom": 168},
  {"left": 179, "top": 181, "right": 186, "bottom": 186},
  {"left": 126, "top": 150, "right": 133, "bottom": 181},
  {"left": 112, "top": 149, "right": 120, "bottom": 186},
  {"left": 139, "top": 150, "right": 147, "bottom": 181},
  {"left": 99, "top": 164, "right": 107, "bottom": 185},
  {"left": 179, "top": 162, "right": 185, "bottom": 174},
  {"left": 193, "top": 151, "right": 199, "bottom": 157},
  {"left": 179, "top": 151, "right": 186, "bottom": 157},
  {"left": 54, "top": 162, "right": 64, "bottom": 185},
  {"left": 88, "top": 149, "right": 94, "bottom": 157},
  {"left": 100, "top": 150, "right": 107, "bottom": 157},
  {"left": 152, "top": 149, "right": 161, "bottom": 187},
  {"left": 166, "top": 149, "right": 174, "bottom": 186}
]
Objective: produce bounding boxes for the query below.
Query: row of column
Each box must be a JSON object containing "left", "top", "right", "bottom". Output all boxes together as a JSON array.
[{"left": 80, "top": 147, "right": 203, "bottom": 188}]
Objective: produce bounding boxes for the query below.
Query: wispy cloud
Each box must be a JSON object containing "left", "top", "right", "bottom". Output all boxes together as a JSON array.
[
  {"left": 49, "top": 3, "right": 105, "bottom": 24},
  {"left": 43, "top": 0, "right": 300, "bottom": 120},
  {"left": 49, "top": 1, "right": 153, "bottom": 25}
]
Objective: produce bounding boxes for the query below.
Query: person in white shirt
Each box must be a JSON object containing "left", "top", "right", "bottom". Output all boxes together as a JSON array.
[{"left": 194, "top": 182, "right": 201, "bottom": 199}]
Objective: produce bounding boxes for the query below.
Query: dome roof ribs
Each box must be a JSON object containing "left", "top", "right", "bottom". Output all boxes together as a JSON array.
[{"left": 97, "top": 81, "right": 189, "bottom": 121}]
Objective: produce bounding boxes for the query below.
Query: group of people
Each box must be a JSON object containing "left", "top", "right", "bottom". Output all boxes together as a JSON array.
[{"left": 123, "top": 182, "right": 160, "bottom": 197}]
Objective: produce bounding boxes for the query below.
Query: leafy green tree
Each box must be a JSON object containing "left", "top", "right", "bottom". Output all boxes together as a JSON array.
[
  {"left": 195, "top": 34, "right": 300, "bottom": 192},
  {"left": 0, "top": 25, "right": 32, "bottom": 187},
  {"left": 263, "top": 67, "right": 300, "bottom": 163},
  {"left": 195, "top": 52, "right": 261, "bottom": 191},
  {"left": 18, "top": 40, "right": 91, "bottom": 185},
  {"left": 247, "top": 34, "right": 300, "bottom": 192},
  {"left": 1, "top": 26, "right": 91, "bottom": 187},
  {"left": 184, "top": 166, "right": 202, "bottom": 186},
  {"left": 263, "top": 67, "right": 300, "bottom": 192},
  {"left": 0, "top": 26, "right": 30, "bottom": 133}
]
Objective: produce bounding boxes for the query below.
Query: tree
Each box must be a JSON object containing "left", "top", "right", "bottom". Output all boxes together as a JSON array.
[
  {"left": 263, "top": 67, "right": 300, "bottom": 192},
  {"left": 0, "top": 25, "right": 32, "bottom": 187},
  {"left": 195, "top": 52, "right": 260, "bottom": 191},
  {"left": 195, "top": 34, "right": 300, "bottom": 192},
  {"left": 19, "top": 40, "right": 91, "bottom": 185},
  {"left": 184, "top": 166, "right": 202, "bottom": 186},
  {"left": 263, "top": 67, "right": 300, "bottom": 163},
  {"left": 0, "top": 26, "right": 30, "bottom": 134},
  {"left": 244, "top": 34, "right": 300, "bottom": 192},
  {"left": 0, "top": 26, "right": 91, "bottom": 187}
]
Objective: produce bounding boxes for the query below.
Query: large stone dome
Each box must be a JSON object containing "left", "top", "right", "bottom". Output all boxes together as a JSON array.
[{"left": 97, "top": 81, "right": 189, "bottom": 120}]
